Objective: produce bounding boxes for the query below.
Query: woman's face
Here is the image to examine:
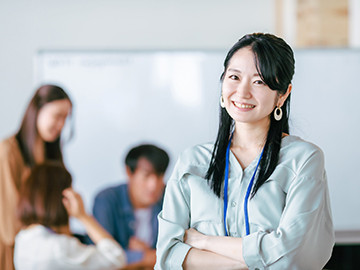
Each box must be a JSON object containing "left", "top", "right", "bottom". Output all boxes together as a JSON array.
[
  {"left": 36, "top": 99, "right": 72, "bottom": 142},
  {"left": 222, "top": 47, "right": 280, "bottom": 127}
]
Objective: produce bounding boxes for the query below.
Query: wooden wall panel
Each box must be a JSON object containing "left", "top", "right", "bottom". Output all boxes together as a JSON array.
[{"left": 276, "top": 0, "right": 349, "bottom": 47}]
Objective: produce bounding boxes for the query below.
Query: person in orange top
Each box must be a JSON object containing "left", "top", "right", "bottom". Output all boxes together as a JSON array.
[{"left": 0, "top": 84, "right": 73, "bottom": 270}]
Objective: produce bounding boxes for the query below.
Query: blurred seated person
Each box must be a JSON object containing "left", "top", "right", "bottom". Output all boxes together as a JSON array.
[
  {"left": 14, "top": 162, "right": 127, "bottom": 270},
  {"left": 93, "top": 144, "right": 169, "bottom": 268}
]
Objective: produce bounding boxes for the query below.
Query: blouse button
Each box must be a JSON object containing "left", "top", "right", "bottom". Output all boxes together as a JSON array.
[{"left": 231, "top": 201, "right": 237, "bottom": 207}]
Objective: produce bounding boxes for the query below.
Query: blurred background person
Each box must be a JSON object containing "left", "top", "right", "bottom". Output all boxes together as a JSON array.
[
  {"left": 93, "top": 144, "right": 169, "bottom": 268},
  {"left": 14, "top": 162, "right": 127, "bottom": 269},
  {"left": 0, "top": 84, "right": 72, "bottom": 270}
]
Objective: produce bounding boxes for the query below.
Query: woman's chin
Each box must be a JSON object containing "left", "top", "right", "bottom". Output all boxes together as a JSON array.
[{"left": 42, "top": 134, "right": 60, "bottom": 143}]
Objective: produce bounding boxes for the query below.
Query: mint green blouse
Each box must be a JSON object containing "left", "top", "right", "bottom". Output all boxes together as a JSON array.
[{"left": 155, "top": 136, "right": 334, "bottom": 270}]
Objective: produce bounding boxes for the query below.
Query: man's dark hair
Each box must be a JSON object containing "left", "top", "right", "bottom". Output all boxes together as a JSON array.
[{"left": 125, "top": 144, "right": 169, "bottom": 175}]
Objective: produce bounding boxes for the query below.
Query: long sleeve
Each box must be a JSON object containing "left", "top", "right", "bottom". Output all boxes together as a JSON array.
[
  {"left": 93, "top": 186, "right": 144, "bottom": 264},
  {"left": 0, "top": 137, "right": 29, "bottom": 270},
  {"left": 242, "top": 147, "right": 335, "bottom": 269},
  {"left": 93, "top": 193, "right": 118, "bottom": 238},
  {"left": 155, "top": 177, "right": 192, "bottom": 270},
  {"left": 0, "top": 137, "right": 25, "bottom": 246},
  {"left": 155, "top": 144, "right": 225, "bottom": 270}
]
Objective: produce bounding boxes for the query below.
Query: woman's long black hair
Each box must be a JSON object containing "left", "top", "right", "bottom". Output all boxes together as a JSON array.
[{"left": 206, "top": 33, "right": 295, "bottom": 198}]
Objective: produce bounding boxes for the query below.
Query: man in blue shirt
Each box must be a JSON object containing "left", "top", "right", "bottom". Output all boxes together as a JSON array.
[{"left": 93, "top": 144, "right": 169, "bottom": 268}]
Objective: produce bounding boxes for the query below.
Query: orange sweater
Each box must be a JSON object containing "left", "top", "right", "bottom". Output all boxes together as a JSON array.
[{"left": 0, "top": 136, "right": 29, "bottom": 270}]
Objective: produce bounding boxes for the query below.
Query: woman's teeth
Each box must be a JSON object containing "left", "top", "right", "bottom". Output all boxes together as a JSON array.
[{"left": 234, "top": 102, "right": 255, "bottom": 109}]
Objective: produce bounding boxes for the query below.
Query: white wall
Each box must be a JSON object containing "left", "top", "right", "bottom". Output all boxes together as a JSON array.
[
  {"left": 0, "top": 0, "right": 275, "bottom": 230},
  {"left": 0, "top": 0, "right": 275, "bottom": 139},
  {"left": 350, "top": 0, "right": 360, "bottom": 47}
]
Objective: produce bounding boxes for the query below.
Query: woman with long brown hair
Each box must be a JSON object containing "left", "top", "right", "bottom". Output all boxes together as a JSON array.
[
  {"left": 14, "top": 162, "right": 126, "bottom": 269},
  {"left": 0, "top": 84, "right": 72, "bottom": 270}
]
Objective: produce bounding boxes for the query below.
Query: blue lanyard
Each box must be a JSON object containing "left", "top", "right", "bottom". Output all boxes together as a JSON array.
[{"left": 223, "top": 134, "right": 264, "bottom": 236}]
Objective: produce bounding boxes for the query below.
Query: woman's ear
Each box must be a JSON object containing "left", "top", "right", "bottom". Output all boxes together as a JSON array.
[{"left": 278, "top": 84, "right": 292, "bottom": 107}]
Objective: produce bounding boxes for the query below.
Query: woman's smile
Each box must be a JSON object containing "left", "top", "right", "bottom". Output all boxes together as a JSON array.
[{"left": 232, "top": 101, "right": 256, "bottom": 110}]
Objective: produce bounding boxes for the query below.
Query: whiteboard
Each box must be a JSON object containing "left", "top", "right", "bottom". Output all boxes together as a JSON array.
[{"left": 35, "top": 49, "right": 360, "bottom": 233}]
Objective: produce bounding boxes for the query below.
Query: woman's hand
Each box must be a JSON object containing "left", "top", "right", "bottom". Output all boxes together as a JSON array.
[
  {"left": 184, "top": 228, "right": 247, "bottom": 267},
  {"left": 62, "top": 188, "right": 87, "bottom": 219},
  {"left": 63, "top": 187, "right": 116, "bottom": 245},
  {"left": 127, "top": 237, "right": 157, "bottom": 267},
  {"left": 183, "top": 229, "right": 248, "bottom": 269},
  {"left": 184, "top": 228, "right": 208, "bottom": 250},
  {"left": 128, "top": 236, "right": 150, "bottom": 251}
]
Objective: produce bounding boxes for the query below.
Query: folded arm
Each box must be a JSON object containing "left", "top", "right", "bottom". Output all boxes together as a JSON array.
[
  {"left": 183, "top": 247, "right": 247, "bottom": 270},
  {"left": 156, "top": 176, "right": 248, "bottom": 270},
  {"left": 184, "top": 228, "right": 247, "bottom": 266}
]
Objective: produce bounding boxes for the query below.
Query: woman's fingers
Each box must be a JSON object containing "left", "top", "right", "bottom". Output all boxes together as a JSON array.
[
  {"left": 184, "top": 228, "right": 195, "bottom": 244},
  {"left": 62, "top": 188, "right": 82, "bottom": 216}
]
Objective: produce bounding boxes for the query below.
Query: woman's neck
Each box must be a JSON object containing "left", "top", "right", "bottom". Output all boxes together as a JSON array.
[
  {"left": 230, "top": 121, "right": 269, "bottom": 169},
  {"left": 232, "top": 121, "right": 269, "bottom": 150}
]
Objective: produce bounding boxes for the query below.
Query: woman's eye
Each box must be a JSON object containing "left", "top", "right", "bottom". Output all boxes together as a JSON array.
[
  {"left": 254, "top": 80, "right": 265, "bottom": 85},
  {"left": 229, "top": 75, "right": 238, "bottom": 80}
]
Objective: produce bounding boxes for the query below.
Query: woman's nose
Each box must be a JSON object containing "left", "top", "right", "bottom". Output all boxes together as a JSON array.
[
  {"left": 236, "top": 80, "right": 252, "bottom": 99},
  {"left": 57, "top": 117, "right": 67, "bottom": 131}
]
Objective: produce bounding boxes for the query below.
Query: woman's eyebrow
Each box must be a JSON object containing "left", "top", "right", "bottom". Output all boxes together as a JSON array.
[
  {"left": 228, "top": 68, "right": 260, "bottom": 77},
  {"left": 227, "top": 68, "right": 241, "bottom": 73}
]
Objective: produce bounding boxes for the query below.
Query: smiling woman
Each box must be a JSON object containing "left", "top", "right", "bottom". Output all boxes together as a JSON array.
[
  {"left": 0, "top": 84, "right": 73, "bottom": 270},
  {"left": 36, "top": 99, "right": 72, "bottom": 143},
  {"left": 155, "top": 33, "right": 335, "bottom": 270},
  {"left": 221, "top": 47, "right": 290, "bottom": 128}
]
